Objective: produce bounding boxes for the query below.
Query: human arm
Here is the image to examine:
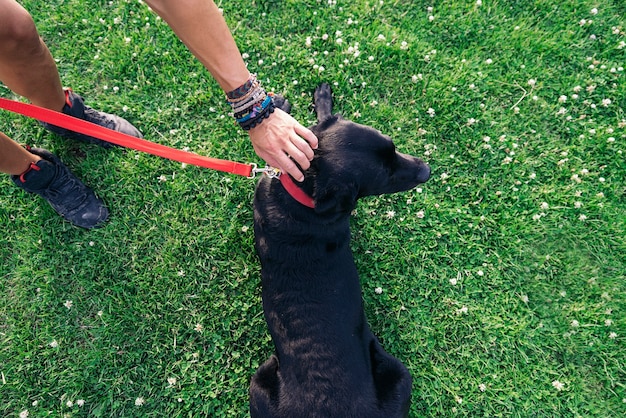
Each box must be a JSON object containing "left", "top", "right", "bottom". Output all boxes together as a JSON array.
[{"left": 143, "top": 0, "right": 318, "bottom": 180}]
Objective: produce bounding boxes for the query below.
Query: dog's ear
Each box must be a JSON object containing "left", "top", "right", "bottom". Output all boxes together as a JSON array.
[
  {"left": 272, "top": 94, "right": 292, "bottom": 114},
  {"left": 313, "top": 178, "right": 358, "bottom": 215}
]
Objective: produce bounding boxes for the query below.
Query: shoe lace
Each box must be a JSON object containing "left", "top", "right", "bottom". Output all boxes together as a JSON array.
[{"left": 40, "top": 166, "right": 90, "bottom": 214}]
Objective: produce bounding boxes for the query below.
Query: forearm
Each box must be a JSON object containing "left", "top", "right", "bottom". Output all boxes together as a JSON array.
[{"left": 144, "top": 0, "right": 249, "bottom": 92}]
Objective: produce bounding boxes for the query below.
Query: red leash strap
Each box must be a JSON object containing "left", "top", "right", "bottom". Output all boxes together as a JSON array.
[{"left": 0, "top": 97, "right": 254, "bottom": 177}]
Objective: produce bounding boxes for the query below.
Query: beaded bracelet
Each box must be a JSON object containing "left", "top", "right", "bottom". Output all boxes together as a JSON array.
[{"left": 226, "top": 74, "right": 275, "bottom": 130}]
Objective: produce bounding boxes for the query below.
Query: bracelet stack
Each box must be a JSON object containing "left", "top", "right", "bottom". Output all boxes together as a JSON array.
[{"left": 226, "top": 74, "right": 275, "bottom": 131}]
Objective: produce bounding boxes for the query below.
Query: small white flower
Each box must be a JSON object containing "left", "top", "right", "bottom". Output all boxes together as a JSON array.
[
  {"left": 541, "top": 202, "right": 549, "bottom": 210},
  {"left": 135, "top": 397, "right": 145, "bottom": 406},
  {"left": 241, "top": 226, "right": 249, "bottom": 233},
  {"left": 521, "top": 294, "right": 529, "bottom": 303},
  {"left": 527, "top": 79, "right": 537, "bottom": 86},
  {"left": 375, "top": 287, "right": 383, "bottom": 294},
  {"left": 458, "top": 306, "right": 468, "bottom": 314},
  {"left": 571, "top": 320, "right": 579, "bottom": 327},
  {"left": 605, "top": 319, "right": 613, "bottom": 326},
  {"left": 385, "top": 210, "right": 396, "bottom": 219},
  {"left": 66, "top": 401, "right": 74, "bottom": 408},
  {"left": 20, "top": 411, "right": 29, "bottom": 418},
  {"left": 609, "top": 332, "right": 617, "bottom": 339},
  {"left": 479, "top": 383, "right": 486, "bottom": 392},
  {"left": 427, "top": 108, "right": 436, "bottom": 117},
  {"left": 416, "top": 210, "right": 425, "bottom": 219},
  {"left": 485, "top": 58, "right": 493, "bottom": 64},
  {"left": 449, "top": 277, "right": 458, "bottom": 286},
  {"left": 558, "top": 95, "right": 567, "bottom": 103},
  {"left": 590, "top": 8, "right": 598, "bottom": 15},
  {"left": 76, "top": 400, "right": 85, "bottom": 407},
  {"left": 428, "top": 15, "right": 435, "bottom": 22},
  {"left": 64, "top": 300, "right": 73, "bottom": 309},
  {"left": 167, "top": 377, "right": 177, "bottom": 387},
  {"left": 477, "top": 270, "right": 484, "bottom": 276},
  {"left": 579, "top": 214, "right": 588, "bottom": 221},
  {"left": 455, "top": 396, "right": 463, "bottom": 404},
  {"left": 50, "top": 340, "right": 59, "bottom": 348},
  {"left": 194, "top": 323, "right": 203, "bottom": 333},
  {"left": 552, "top": 380, "right": 565, "bottom": 391}
]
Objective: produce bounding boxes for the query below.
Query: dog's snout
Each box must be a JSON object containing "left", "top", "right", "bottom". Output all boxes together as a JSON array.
[{"left": 416, "top": 162, "right": 430, "bottom": 184}]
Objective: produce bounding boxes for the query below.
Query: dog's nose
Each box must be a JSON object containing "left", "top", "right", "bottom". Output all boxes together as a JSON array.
[{"left": 416, "top": 162, "right": 430, "bottom": 184}]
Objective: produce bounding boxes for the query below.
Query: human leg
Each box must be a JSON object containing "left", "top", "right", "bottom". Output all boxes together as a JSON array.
[
  {"left": 0, "top": 131, "right": 41, "bottom": 175},
  {"left": 0, "top": 0, "right": 143, "bottom": 144},
  {"left": 0, "top": 0, "right": 65, "bottom": 110}
]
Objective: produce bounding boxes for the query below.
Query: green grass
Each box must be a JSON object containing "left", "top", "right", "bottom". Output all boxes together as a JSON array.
[{"left": 1, "top": 0, "right": 624, "bottom": 416}]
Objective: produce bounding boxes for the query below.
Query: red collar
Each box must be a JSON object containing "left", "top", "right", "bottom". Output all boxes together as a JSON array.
[{"left": 280, "top": 174, "right": 315, "bottom": 208}]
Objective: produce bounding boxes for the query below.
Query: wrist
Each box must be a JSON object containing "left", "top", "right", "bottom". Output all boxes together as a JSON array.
[{"left": 226, "top": 74, "right": 275, "bottom": 131}]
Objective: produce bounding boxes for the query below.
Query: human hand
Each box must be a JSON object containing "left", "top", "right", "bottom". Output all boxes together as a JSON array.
[{"left": 248, "top": 108, "right": 318, "bottom": 182}]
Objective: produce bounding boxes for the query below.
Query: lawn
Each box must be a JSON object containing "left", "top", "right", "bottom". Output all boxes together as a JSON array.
[{"left": 1, "top": 0, "right": 624, "bottom": 417}]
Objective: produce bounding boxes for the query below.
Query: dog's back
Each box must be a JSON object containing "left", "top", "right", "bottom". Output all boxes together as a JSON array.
[{"left": 250, "top": 84, "right": 429, "bottom": 417}]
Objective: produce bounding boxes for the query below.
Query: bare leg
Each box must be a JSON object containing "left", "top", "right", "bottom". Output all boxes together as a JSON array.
[
  {"left": 0, "top": 133, "right": 40, "bottom": 175},
  {"left": 0, "top": 0, "right": 65, "bottom": 110}
]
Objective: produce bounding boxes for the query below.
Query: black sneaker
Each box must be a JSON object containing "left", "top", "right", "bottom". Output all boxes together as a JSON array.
[
  {"left": 41, "top": 89, "right": 143, "bottom": 148},
  {"left": 11, "top": 147, "right": 109, "bottom": 229}
]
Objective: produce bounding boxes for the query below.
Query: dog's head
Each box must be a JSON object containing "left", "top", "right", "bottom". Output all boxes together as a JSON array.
[{"left": 304, "top": 115, "right": 430, "bottom": 215}]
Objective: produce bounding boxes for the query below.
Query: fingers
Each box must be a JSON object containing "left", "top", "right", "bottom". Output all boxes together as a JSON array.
[{"left": 248, "top": 109, "right": 319, "bottom": 182}]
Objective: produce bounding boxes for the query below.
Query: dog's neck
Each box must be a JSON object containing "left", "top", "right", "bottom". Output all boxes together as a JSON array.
[{"left": 279, "top": 174, "right": 314, "bottom": 208}]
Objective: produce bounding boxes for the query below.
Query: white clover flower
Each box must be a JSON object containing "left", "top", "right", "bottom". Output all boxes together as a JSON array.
[
  {"left": 571, "top": 320, "right": 580, "bottom": 327},
  {"left": 533, "top": 214, "right": 542, "bottom": 221},
  {"left": 416, "top": 210, "right": 425, "bottom": 219},
  {"left": 427, "top": 108, "right": 436, "bottom": 117},
  {"left": 477, "top": 270, "right": 484, "bottom": 276},
  {"left": 50, "top": 340, "right": 59, "bottom": 348},
  {"left": 590, "top": 8, "right": 598, "bottom": 15},
  {"left": 605, "top": 319, "right": 613, "bottom": 326},
  {"left": 579, "top": 214, "right": 588, "bottom": 221},
  {"left": 66, "top": 401, "right": 74, "bottom": 408},
  {"left": 552, "top": 380, "right": 564, "bottom": 391},
  {"left": 479, "top": 383, "right": 486, "bottom": 392},
  {"left": 574, "top": 201, "right": 582, "bottom": 208},
  {"left": 521, "top": 294, "right": 529, "bottom": 303},
  {"left": 64, "top": 300, "right": 73, "bottom": 309},
  {"left": 167, "top": 377, "right": 177, "bottom": 387},
  {"left": 20, "top": 411, "right": 29, "bottom": 418},
  {"left": 485, "top": 58, "right": 493, "bottom": 64},
  {"left": 194, "top": 323, "right": 203, "bottom": 333},
  {"left": 385, "top": 210, "right": 396, "bottom": 219},
  {"left": 609, "top": 332, "right": 617, "bottom": 339},
  {"left": 429, "top": 15, "right": 435, "bottom": 22},
  {"left": 527, "top": 79, "right": 537, "bottom": 86},
  {"left": 375, "top": 287, "right": 383, "bottom": 294},
  {"left": 400, "top": 41, "right": 409, "bottom": 50},
  {"left": 377, "top": 34, "right": 386, "bottom": 41},
  {"left": 602, "top": 98, "right": 612, "bottom": 107},
  {"left": 457, "top": 306, "right": 468, "bottom": 314},
  {"left": 135, "top": 397, "right": 145, "bottom": 406},
  {"left": 558, "top": 95, "right": 567, "bottom": 103},
  {"left": 541, "top": 202, "right": 549, "bottom": 210},
  {"left": 76, "top": 400, "right": 85, "bottom": 407}
]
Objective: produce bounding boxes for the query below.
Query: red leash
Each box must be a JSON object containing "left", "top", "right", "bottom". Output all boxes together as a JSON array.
[
  {"left": 0, "top": 97, "right": 254, "bottom": 177},
  {"left": 1, "top": 97, "right": 316, "bottom": 208}
]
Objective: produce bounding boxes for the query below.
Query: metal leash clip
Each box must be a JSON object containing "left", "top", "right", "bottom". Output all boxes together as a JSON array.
[{"left": 248, "top": 164, "right": 282, "bottom": 179}]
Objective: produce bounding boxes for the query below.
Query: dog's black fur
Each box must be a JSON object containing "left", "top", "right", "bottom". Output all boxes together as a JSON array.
[{"left": 250, "top": 84, "right": 430, "bottom": 418}]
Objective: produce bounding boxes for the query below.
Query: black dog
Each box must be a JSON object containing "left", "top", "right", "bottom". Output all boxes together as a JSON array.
[{"left": 250, "top": 84, "right": 430, "bottom": 418}]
